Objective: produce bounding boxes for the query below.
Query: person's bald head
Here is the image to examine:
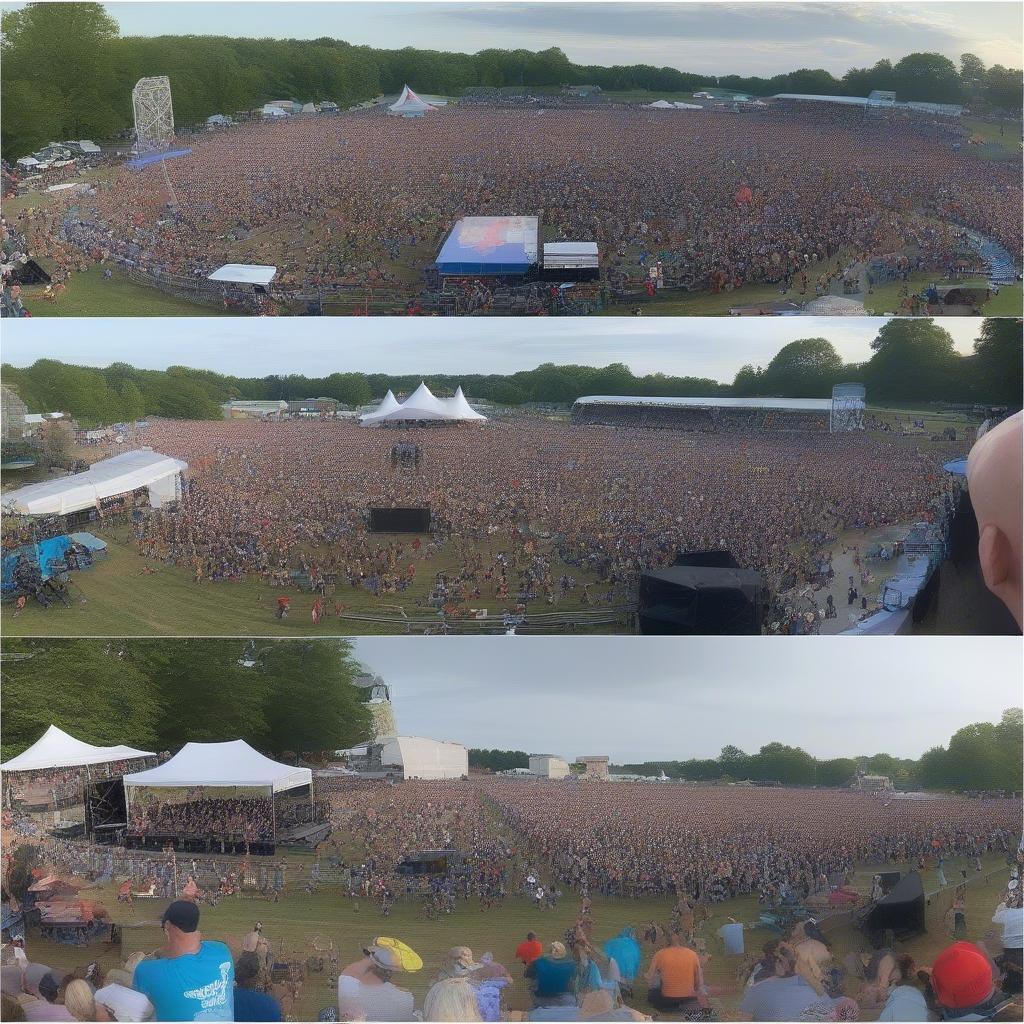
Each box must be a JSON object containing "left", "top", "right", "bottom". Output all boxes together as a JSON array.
[{"left": 967, "top": 411, "right": 1023, "bottom": 630}]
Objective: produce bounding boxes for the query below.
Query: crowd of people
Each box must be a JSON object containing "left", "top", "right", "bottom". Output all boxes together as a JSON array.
[
  {"left": 118, "top": 414, "right": 966, "bottom": 618},
  {"left": 7, "top": 101, "right": 1019, "bottom": 310}
]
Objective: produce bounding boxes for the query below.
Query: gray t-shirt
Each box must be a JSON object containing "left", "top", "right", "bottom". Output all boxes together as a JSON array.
[
  {"left": 337, "top": 975, "right": 416, "bottom": 1021},
  {"left": 739, "top": 975, "right": 819, "bottom": 1021}
]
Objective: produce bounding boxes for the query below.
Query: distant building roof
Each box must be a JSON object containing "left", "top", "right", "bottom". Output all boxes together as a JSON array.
[{"left": 573, "top": 395, "right": 839, "bottom": 412}]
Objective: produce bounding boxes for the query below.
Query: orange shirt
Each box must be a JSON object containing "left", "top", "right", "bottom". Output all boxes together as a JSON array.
[
  {"left": 515, "top": 939, "right": 543, "bottom": 965},
  {"left": 651, "top": 945, "right": 700, "bottom": 998}
]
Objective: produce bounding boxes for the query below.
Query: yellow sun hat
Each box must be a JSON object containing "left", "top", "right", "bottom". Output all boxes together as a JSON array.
[{"left": 372, "top": 936, "right": 424, "bottom": 973}]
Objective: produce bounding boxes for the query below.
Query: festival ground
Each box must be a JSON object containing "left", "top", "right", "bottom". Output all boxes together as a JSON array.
[
  {"left": 0, "top": 522, "right": 627, "bottom": 637},
  {"left": 17, "top": 849, "right": 1010, "bottom": 1021},
  {"left": 1, "top": 406, "right": 976, "bottom": 637}
]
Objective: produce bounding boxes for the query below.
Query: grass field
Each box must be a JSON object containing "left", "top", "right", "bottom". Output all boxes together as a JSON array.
[
  {"left": 601, "top": 252, "right": 856, "bottom": 316},
  {"left": 960, "top": 116, "right": 1023, "bottom": 160},
  {"left": 22, "top": 850, "right": 1011, "bottom": 1021},
  {"left": 1, "top": 523, "right": 621, "bottom": 637},
  {"left": 863, "top": 273, "right": 1023, "bottom": 317},
  {"left": 18, "top": 266, "right": 237, "bottom": 318}
]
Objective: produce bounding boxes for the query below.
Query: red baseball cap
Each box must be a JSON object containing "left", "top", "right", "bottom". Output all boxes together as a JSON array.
[{"left": 930, "top": 942, "right": 994, "bottom": 1010}]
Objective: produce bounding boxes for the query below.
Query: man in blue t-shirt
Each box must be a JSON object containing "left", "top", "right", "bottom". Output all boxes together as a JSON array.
[
  {"left": 133, "top": 901, "right": 234, "bottom": 1021},
  {"left": 525, "top": 941, "right": 576, "bottom": 1007}
]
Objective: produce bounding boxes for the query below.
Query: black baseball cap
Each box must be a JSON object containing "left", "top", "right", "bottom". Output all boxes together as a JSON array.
[{"left": 161, "top": 900, "right": 200, "bottom": 933}]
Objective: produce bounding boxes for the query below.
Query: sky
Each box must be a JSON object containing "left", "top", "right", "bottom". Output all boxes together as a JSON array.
[
  {"left": 2, "top": 2, "right": 1019, "bottom": 75},
  {"left": 2, "top": 317, "right": 982, "bottom": 381},
  {"left": 350, "top": 636, "right": 1022, "bottom": 762}
]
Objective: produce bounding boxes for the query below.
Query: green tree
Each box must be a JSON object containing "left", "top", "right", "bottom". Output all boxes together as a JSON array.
[
  {"left": 817, "top": 758, "right": 857, "bottom": 787},
  {"left": 863, "top": 319, "right": 958, "bottom": 400},
  {"left": 760, "top": 338, "right": 844, "bottom": 397},
  {"left": 891, "top": 52, "right": 962, "bottom": 103},
  {"left": 1, "top": 640, "right": 162, "bottom": 754},
  {"left": 258, "top": 640, "right": 373, "bottom": 755},
  {"left": 973, "top": 319, "right": 1023, "bottom": 408}
]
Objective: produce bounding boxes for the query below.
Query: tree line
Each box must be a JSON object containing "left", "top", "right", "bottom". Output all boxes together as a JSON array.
[
  {"left": 0, "top": 639, "right": 374, "bottom": 762},
  {"left": 469, "top": 749, "right": 531, "bottom": 773},
  {"left": 615, "top": 708, "right": 1020, "bottom": 793},
  {"left": 3, "top": 320, "right": 1019, "bottom": 429},
  {"left": 3, "top": 3, "right": 1021, "bottom": 157}
]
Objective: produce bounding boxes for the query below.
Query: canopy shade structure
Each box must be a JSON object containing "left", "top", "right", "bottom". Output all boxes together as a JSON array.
[
  {"left": 123, "top": 740, "right": 311, "bottom": 794},
  {"left": 360, "top": 383, "right": 487, "bottom": 424},
  {"left": 1, "top": 449, "right": 187, "bottom": 516},
  {"left": 647, "top": 99, "right": 675, "bottom": 108},
  {"left": 207, "top": 264, "right": 277, "bottom": 286},
  {"left": 0, "top": 725, "right": 155, "bottom": 773},
  {"left": 436, "top": 216, "right": 539, "bottom": 275},
  {"left": 673, "top": 102, "right": 703, "bottom": 109},
  {"left": 388, "top": 84, "right": 437, "bottom": 117}
]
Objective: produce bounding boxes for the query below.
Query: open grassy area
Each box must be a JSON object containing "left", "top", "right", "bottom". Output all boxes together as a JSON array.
[
  {"left": 17, "top": 265, "right": 237, "bottom": 318},
  {"left": 1, "top": 523, "right": 621, "bottom": 637},
  {"left": 22, "top": 849, "right": 1011, "bottom": 1021},
  {"left": 863, "top": 273, "right": 1022, "bottom": 317},
  {"left": 960, "top": 116, "right": 1023, "bottom": 160}
]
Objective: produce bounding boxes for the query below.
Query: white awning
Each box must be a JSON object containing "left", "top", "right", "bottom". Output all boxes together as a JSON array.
[
  {"left": 123, "top": 740, "right": 311, "bottom": 794},
  {"left": 207, "top": 264, "right": 277, "bottom": 286},
  {"left": 1, "top": 449, "right": 187, "bottom": 516},
  {"left": 0, "top": 725, "right": 154, "bottom": 772},
  {"left": 543, "top": 241, "right": 599, "bottom": 270}
]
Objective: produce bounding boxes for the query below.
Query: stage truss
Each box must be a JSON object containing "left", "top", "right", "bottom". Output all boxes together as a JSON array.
[
  {"left": 132, "top": 76, "right": 175, "bottom": 153},
  {"left": 831, "top": 383, "right": 866, "bottom": 433}
]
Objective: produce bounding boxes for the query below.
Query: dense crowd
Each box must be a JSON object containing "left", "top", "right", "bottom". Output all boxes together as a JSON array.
[
  {"left": 127, "top": 795, "right": 276, "bottom": 842},
  {"left": 124, "top": 416, "right": 966, "bottom": 608},
  {"left": 5, "top": 776, "right": 1022, "bottom": 1022},
  {"left": 3, "top": 759, "right": 157, "bottom": 810},
  {"left": 8, "top": 102, "right": 1019, "bottom": 305},
  {"left": 479, "top": 781, "right": 1021, "bottom": 902}
]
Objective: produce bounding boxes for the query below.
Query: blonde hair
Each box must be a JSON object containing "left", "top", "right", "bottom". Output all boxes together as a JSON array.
[
  {"left": 63, "top": 980, "right": 97, "bottom": 1022},
  {"left": 422, "top": 978, "right": 482, "bottom": 1022}
]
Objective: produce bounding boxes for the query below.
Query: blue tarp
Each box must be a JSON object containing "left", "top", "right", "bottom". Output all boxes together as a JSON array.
[
  {"left": 126, "top": 147, "right": 192, "bottom": 170},
  {"left": 436, "top": 216, "right": 539, "bottom": 275},
  {"left": 943, "top": 458, "right": 968, "bottom": 477},
  {"left": 1, "top": 535, "right": 72, "bottom": 591}
]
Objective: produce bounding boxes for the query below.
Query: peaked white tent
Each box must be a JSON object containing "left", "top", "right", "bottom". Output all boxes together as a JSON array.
[
  {"left": 0, "top": 725, "right": 155, "bottom": 773},
  {"left": 360, "top": 382, "right": 486, "bottom": 424},
  {"left": 123, "top": 740, "right": 311, "bottom": 794},
  {"left": 1, "top": 449, "right": 187, "bottom": 516},
  {"left": 647, "top": 99, "right": 675, "bottom": 109},
  {"left": 443, "top": 386, "right": 487, "bottom": 421},
  {"left": 388, "top": 85, "right": 437, "bottom": 117}
]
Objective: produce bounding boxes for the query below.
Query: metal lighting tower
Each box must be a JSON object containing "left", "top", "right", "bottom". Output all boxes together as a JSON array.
[
  {"left": 831, "top": 383, "right": 866, "bottom": 433},
  {"left": 132, "top": 76, "right": 175, "bottom": 153}
]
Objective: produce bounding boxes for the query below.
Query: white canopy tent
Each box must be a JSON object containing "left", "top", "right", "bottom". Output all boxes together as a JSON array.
[
  {"left": 647, "top": 99, "right": 675, "bottom": 109},
  {"left": 207, "top": 264, "right": 277, "bottom": 286},
  {"left": 360, "top": 383, "right": 487, "bottom": 424},
  {"left": 673, "top": 102, "right": 703, "bottom": 109},
  {"left": 1, "top": 449, "right": 187, "bottom": 516},
  {"left": 123, "top": 740, "right": 311, "bottom": 794},
  {"left": 0, "top": 725, "right": 155, "bottom": 773},
  {"left": 543, "top": 241, "right": 599, "bottom": 271},
  {"left": 388, "top": 85, "right": 437, "bottom": 117}
]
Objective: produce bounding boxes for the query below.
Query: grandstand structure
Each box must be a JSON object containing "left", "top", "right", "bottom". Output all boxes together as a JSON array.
[{"left": 571, "top": 394, "right": 865, "bottom": 433}]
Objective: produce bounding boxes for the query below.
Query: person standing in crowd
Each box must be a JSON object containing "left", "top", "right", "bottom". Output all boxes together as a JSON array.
[
  {"left": 525, "top": 941, "right": 576, "bottom": 1008},
  {"left": 928, "top": 941, "right": 1017, "bottom": 1021},
  {"left": 516, "top": 933, "right": 544, "bottom": 969},
  {"left": 232, "top": 952, "right": 282, "bottom": 1022},
  {"left": 644, "top": 931, "right": 703, "bottom": 1012},
  {"left": 337, "top": 938, "right": 420, "bottom": 1021},
  {"left": 992, "top": 883, "right": 1024, "bottom": 995},
  {"left": 132, "top": 902, "right": 234, "bottom": 1021}
]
